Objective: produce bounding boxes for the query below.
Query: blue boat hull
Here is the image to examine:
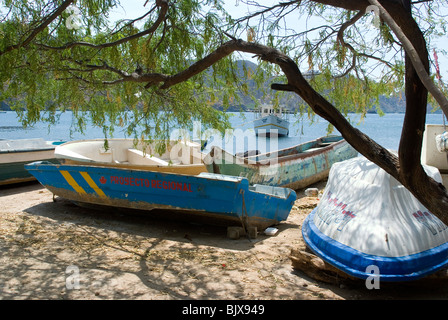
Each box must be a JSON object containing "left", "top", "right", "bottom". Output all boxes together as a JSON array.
[{"left": 25, "top": 162, "right": 296, "bottom": 229}]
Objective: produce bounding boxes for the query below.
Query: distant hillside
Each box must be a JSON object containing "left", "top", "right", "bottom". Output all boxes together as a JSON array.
[
  {"left": 0, "top": 60, "right": 442, "bottom": 114},
  {"left": 0, "top": 101, "right": 10, "bottom": 111},
  {"left": 215, "top": 60, "right": 441, "bottom": 114}
]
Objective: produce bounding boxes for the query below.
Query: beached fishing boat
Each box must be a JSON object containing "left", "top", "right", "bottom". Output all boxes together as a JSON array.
[
  {"left": 302, "top": 156, "right": 448, "bottom": 281},
  {"left": 204, "top": 135, "right": 358, "bottom": 190},
  {"left": 54, "top": 138, "right": 207, "bottom": 175},
  {"left": 25, "top": 161, "right": 296, "bottom": 230},
  {"left": 0, "top": 138, "right": 63, "bottom": 185},
  {"left": 253, "top": 105, "right": 290, "bottom": 136}
]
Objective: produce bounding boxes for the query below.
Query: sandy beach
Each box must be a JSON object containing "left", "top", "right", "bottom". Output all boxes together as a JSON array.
[{"left": 1, "top": 180, "right": 448, "bottom": 301}]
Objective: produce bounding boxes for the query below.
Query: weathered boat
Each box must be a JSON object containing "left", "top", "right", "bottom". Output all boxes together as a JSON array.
[
  {"left": 253, "top": 105, "right": 290, "bottom": 136},
  {"left": 302, "top": 156, "right": 448, "bottom": 281},
  {"left": 25, "top": 162, "right": 296, "bottom": 230},
  {"left": 204, "top": 135, "right": 358, "bottom": 190},
  {"left": 0, "top": 138, "right": 63, "bottom": 185},
  {"left": 54, "top": 138, "right": 207, "bottom": 175}
]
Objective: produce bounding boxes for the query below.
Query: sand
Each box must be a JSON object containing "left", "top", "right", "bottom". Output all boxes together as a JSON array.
[{"left": 1, "top": 180, "right": 448, "bottom": 301}]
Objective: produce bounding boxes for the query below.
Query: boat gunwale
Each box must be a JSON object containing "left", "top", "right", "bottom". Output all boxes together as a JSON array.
[
  {"left": 0, "top": 147, "right": 56, "bottom": 154},
  {"left": 33, "top": 161, "right": 217, "bottom": 181},
  {"left": 55, "top": 138, "right": 206, "bottom": 169},
  {"left": 61, "top": 158, "right": 207, "bottom": 170}
]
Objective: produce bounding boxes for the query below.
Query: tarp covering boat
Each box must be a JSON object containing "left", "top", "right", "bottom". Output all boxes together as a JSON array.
[{"left": 302, "top": 156, "right": 448, "bottom": 281}]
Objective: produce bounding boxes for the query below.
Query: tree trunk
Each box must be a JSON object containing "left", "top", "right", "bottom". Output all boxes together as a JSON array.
[
  {"left": 387, "top": 1, "right": 448, "bottom": 224},
  {"left": 253, "top": 4, "right": 448, "bottom": 224}
]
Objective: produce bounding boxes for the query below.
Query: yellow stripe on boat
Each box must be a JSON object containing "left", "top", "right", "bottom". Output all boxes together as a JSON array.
[
  {"left": 80, "top": 171, "right": 107, "bottom": 198},
  {"left": 60, "top": 170, "right": 86, "bottom": 194}
]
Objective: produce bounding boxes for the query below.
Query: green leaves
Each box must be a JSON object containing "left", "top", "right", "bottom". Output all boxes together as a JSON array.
[{"left": 0, "top": 0, "right": 235, "bottom": 139}]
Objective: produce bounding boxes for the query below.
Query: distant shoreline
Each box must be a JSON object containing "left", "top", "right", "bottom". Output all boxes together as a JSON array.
[{"left": 2, "top": 107, "right": 442, "bottom": 114}]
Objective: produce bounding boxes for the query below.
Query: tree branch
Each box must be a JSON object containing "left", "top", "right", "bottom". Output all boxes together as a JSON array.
[
  {"left": 310, "top": 0, "right": 403, "bottom": 11},
  {"left": 66, "top": 59, "right": 169, "bottom": 86},
  {"left": 0, "top": 0, "right": 74, "bottom": 56},
  {"left": 37, "top": 0, "right": 169, "bottom": 51},
  {"left": 334, "top": 10, "right": 364, "bottom": 78}
]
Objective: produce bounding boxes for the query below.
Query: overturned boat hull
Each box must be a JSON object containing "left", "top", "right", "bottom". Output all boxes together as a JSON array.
[{"left": 302, "top": 156, "right": 448, "bottom": 281}]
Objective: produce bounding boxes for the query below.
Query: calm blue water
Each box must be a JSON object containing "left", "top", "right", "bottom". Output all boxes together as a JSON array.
[{"left": 0, "top": 111, "right": 445, "bottom": 153}]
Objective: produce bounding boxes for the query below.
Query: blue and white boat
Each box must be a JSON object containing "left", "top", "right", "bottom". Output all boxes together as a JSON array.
[
  {"left": 302, "top": 156, "right": 448, "bottom": 281},
  {"left": 25, "top": 161, "right": 296, "bottom": 230},
  {"left": 253, "top": 105, "right": 289, "bottom": 136}
]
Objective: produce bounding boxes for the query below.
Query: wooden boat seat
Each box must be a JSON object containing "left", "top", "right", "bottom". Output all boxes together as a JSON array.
[{"left": 127, "top": 148, "right": 169, "bottom": 166}]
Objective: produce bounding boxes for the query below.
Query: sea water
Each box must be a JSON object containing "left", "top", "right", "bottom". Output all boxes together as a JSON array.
[{"left": 0, "top": 111, "right": 445, "bottom": 153}]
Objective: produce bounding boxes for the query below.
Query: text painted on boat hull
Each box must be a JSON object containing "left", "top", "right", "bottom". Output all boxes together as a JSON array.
[{"left": 108, "top": 176, "right": 193, "bottom": 192}]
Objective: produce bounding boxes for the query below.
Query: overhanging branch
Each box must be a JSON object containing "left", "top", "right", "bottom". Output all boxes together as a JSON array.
[
  {"left": 37, "top": 0, "right": 169, "bottom": 51},
  {"left": 0, "top": 0, "right": 74, "bottom": 56}
]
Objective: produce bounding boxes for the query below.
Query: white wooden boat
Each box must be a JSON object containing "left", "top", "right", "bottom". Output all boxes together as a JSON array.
[
  {"left": 302, "top": 156, "right": 448, "bottom": 281},
  {"left": 0, "top": 138, "right": 62, "bottom": 185},
  {"left": 253, "top": 105, "right": 290, "bottom": 136},
  {"left": 54, "top": 138, "right": 207, "bottom": 175}
]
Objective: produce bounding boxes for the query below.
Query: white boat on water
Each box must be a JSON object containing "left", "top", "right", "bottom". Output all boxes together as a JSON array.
[
  {"left": 253, "top": 105, "right": 290, "bottom": 136},
  {"left": 54, "top": 138, "right": 207, "bottom": 175}
]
